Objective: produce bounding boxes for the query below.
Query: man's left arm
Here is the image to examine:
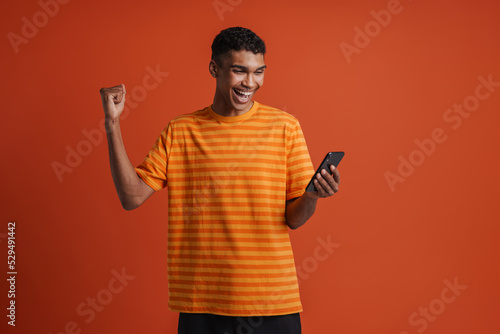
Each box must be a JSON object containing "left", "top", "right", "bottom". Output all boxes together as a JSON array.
[{"left": 285, "top": 165, "right": 340, "bottom": 230}]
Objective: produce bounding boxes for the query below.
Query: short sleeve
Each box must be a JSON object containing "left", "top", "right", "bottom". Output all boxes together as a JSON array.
[
  {"left": 135, "top": 122, "right": 173, "bottom": 191},
  {"left": 286, "top": 119, "right": 314, "bottom": 200}
]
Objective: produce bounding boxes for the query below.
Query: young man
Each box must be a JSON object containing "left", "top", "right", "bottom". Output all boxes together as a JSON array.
[{"left": 100, "top": 27, "right": 340, "bottom": 334}]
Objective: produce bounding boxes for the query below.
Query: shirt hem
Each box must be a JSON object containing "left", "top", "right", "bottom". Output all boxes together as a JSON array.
[
  {"left": 287, "top": 189, "right": 305, "bottom": 201},
  {"left": 168, "top": 305, "right": 303, "bottom": 317},
  {"left": 135, "top": 168, "right": 162, "bottom": 192}
]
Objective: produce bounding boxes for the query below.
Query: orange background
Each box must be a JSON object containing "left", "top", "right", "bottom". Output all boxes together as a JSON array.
[{"left": 1, "top": 0, "right": 500, "bottom": 333}]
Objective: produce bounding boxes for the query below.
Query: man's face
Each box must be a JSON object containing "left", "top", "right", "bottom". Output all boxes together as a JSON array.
[{"left": 211, "top": 50, "right": 266, "bottom": 113}]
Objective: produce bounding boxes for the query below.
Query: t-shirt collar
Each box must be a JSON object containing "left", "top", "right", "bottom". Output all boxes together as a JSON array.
[{"left": 208, "top": 101, "right": 259, "bottom": 123}]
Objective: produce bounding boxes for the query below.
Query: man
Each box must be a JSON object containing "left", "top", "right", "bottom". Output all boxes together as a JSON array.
[{"left": 100, "top": 27, "right": 340, "bottom": 334}]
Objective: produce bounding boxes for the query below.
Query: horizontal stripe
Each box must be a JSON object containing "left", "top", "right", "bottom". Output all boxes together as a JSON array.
[
  {"left": 169, "top": 283, "right": 297, "bottom": 292},
  {"left": 166, "top": 232, "right": 288, "bottom": 239},
  {"left": 167, "top": 186, "right": 287, "bottom": 196},
  {"left": 167, "top": 236, "right": 289, "bottom": 243},
  {"left": 167, "top": 221, "right": 286, "bottom": 228},
  {"left": 169, "top": 281, "right": 296, "bottom": 288},
  {"left": 168, "top": 246, "right": 291, "bottom": 254},
  {"left": 167, "top": 262, "right": 295, "bottom": 270},
  {"left": 167, "top": 240, "right": 291, "bottom": 248},
  {"left": 167, "top": 252, "right": 293, "bottom": 259},
  {"left": 167, "top": 216, "right": 285, "bottom": 223},
  {"left": 168, "top": 271, "right": 297, "bottom": 280},
  {"left": 169, "top": 296, "right": 300, "bottom": 305},
  {"left": 167, "top": 253, "right": 294, "bottom": 261},
  {"left": 166, "top": 219, "right": 286, "bottom": 226},
  {"left": 174, "top": 115, "right": 296, "bottom": 126},
  {"left": 167, "top": 267, "right": 297, "bottom": 276},
  {"left": 168, "top": 192, "right": 284, "bottom": 201},
  {"left": 170, "top": 287, "right": 299, "bottom": 296},
  {"left": 173, "top": 124, "right": 290, "bottom": 134},
  {"left": 167, "top": 157, "right": 288, "bottom": 166},
  {"left": 168, "top": 210, "right": 285, "bottom": 217},
  {"left": 169, "top": 140, "right": 287, "bottom": 149},
  {"left": 166, "top": 259, "right": 296, "bottom": 268},
  {"left": 168, "top": 207, "right": 286, "bottom": 216},
  {"left": 169, "top": 132, "right": 289, "bottom": 142},
  {"left": 166, "top": 165, "right": 285, "bottom": 175},
  {"left": 167, "top": 175, "right": 287, "bottom": 185},
  {"left": 167, "top": 226, "right": 287, "bottom": 234},
  {"left": 168, "top": 202, "right": 285, "bottom": 210}
]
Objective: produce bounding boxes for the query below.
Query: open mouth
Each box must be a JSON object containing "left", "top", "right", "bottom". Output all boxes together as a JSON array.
[{"left": 232, "top": 88, "right": 252, "bottom": 104}]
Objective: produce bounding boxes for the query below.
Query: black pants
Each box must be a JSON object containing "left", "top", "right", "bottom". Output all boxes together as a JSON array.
[{"left": 178, "top": 312, "right": 301, "bottom": 334}]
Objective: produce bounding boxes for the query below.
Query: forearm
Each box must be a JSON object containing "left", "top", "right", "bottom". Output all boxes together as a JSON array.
[
  {"left": 105, "top": 119, "right": 148, "bottom": 210},
  {"left": 285, "top": 193, "right": 318, "bottom": 230}
]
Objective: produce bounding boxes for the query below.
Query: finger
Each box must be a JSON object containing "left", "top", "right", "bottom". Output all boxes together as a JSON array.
[
  {"left": 100, "top": 87, "right": 119, "bottom": 100},
  {"left": 111, "top": 89, "right": 124, "bottom": 104},
  {"left": 320, "top": 169, "right": 339, "bottom": 193},
  {"left": 105, "top": 93, "right": 118, "bottom": 110},
  {"left": 316, "top": 171, "right": 335, "bottom": 196},
  {"left": 110, "top": 84, "right": 125, "bottom": 104},
  {"left": 330, "top": 165, "right": 340, "bottom": 184},
  {"left": 313, "top": 178, "right": 328, "bottom": 197},
  {"left": 102, "top": 85, "right": 125, "bottom": 94}
]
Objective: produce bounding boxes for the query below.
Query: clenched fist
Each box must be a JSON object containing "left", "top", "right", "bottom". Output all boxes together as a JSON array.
[{"left": 100, "top": 84, "right": 126, "bottom": 122}]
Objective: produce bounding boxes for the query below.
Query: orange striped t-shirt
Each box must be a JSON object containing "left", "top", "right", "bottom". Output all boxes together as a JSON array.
[{"left": 135, "top": 101, "right": 314, "bottom": 316}]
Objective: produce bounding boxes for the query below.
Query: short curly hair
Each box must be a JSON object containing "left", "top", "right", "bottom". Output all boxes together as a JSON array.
[{"left": 211, "top": 27, "right": 266, "bottom": 67}]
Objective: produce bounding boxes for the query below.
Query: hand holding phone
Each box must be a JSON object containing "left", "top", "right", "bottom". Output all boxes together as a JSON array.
[{"left": 305, "top": 152, "right": 344, "bottom": 192}]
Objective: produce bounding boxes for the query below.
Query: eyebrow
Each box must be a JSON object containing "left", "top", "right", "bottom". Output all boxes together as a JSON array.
[{"left": 230, "top": 65, "right": 267, "bottom": 71}]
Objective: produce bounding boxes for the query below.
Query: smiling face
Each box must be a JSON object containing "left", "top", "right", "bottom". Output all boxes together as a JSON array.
[{"left": 209, "top": 50, "right": 266, "bottom": 116}]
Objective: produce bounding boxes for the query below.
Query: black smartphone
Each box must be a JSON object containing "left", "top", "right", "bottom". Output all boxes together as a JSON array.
[{"left": 305, "top": 152, "right": 344, "bottom": 192}]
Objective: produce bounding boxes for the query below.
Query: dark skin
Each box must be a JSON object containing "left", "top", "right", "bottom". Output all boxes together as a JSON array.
[
  {"left": 208, "top": 50, "right": 266, "bottom": 117},
  {"left": 99, "top": 50, "right": 341, "bottom": 228}
]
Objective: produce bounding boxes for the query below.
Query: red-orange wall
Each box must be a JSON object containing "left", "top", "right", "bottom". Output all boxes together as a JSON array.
[{"left": 1, "top": 0, "right": 500, "bottom": 333}]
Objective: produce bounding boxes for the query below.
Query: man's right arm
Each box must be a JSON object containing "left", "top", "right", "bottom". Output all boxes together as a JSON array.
[{"left": 100, "top": 84, "right": 155, "bottom": 210}]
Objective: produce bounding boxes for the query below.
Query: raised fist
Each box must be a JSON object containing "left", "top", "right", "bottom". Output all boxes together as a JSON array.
[{"left": 100, "top": 84, "right": 126, "bottom": 121}]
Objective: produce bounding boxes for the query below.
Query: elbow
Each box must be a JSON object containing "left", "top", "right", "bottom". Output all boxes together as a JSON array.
[
  {"left": 118, "top": 183, "right": 153, "bottom": 211},
  {"left": 286, "top": 219, "right": 303, "bottom": 230},
  {"left": 285, "top": 212, "right": 301, "bottom": 230},
  {"left": 122, "top": 203, "right": 138, "bottom": 211},
  {"left": 120, "top": 197, "right": 142, "bottom": 211}
]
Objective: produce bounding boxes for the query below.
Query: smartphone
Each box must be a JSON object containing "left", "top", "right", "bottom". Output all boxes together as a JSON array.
[{"left": 305, "top": 152, "right": 344, "bottom": 192}]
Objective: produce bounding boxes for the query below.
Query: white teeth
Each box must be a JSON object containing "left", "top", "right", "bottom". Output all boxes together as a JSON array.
[{"left": 234, "top": 89, "right": 251, "bottom": 96}]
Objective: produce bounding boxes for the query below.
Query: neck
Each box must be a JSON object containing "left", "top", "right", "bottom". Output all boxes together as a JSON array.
[{"left": 212, "top": 93, "right": 253, "bottom": 117}]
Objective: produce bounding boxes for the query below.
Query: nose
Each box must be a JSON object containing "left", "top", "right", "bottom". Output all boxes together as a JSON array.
[{"left": 242, "top": 74, "right": 256, "bottom": 89}]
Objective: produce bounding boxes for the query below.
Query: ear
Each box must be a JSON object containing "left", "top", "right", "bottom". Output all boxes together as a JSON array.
[{"left": 209, "top": 60, "right": 218, "bottom": 78}]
